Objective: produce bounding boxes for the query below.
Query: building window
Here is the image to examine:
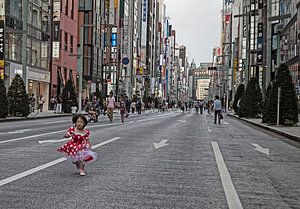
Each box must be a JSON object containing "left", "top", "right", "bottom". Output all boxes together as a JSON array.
[
  {"left": 27, "top": 39, "right": 32, "bottom": 65},
  {"left": 9, "top": 0, "right": 22, "bottom": 18},
  {"left": 70, "top": 35, "right": 74, "bottom": 53},
  {"left": 64, "top": 32, "right": 68, "bottom": 51},
  {"left": 65, "top": 0, "right": 68, "bottom": 16},
  {"left": 64, "top": 68, "right": 67, "bottom": 83},
  {"left": 71, "top": 0, "right": 74, "bottom": 19},
  {"left": 32, "top": 40, "right": 41, "bottom": 67}
]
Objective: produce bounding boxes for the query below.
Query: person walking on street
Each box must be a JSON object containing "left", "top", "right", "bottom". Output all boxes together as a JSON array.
[
  {"left": 57, "top": 114, "right": 97, "bottom": 176},
  {"left": 106, "top": 91, "right": 115, "bottom": 122},
  {"left": 56, "top": 95, "right": 63, "bottom": 113},
  {"left": 125, "top": 96, "right": 131, "bottom": 117},
  {"left": 120, "top": 100, "right": 126, "bottom": 123},
  {"left": 214, "top": 95, "right": 222, "bottom": 124},
  {"left": 39, "top": 95, "right": 45, "bottom": 112}
]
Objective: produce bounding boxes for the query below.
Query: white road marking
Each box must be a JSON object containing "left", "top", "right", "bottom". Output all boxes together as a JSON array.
[
  {"left": 38, "top": 138, "right": 71, "bottom": 144},
  {"left": 0, "top": 137, "right": 121, "bottom": 187},
  {"left": 0, "top": 130, "right": 66, "bottom": 145},
  {"left": 223, "top": 121, "right": 229, "bottom": 125},
  {"left": 178, "top": 120, "right": 186, "bottom": 123},
  {"left": 7, "top": 129, "right": 31, "bottom": 134},
  {"left": 207, "top": 127, "right": 212, "bottom": 132},
  {"left": 212, "top": 142, "right": 244, "bottom": 209},
  {"left": 153, "top": 139, "right": 169, "bottom": 149},
  {"left": 252, "top": 143, "right": 269, "bottom": 155}
]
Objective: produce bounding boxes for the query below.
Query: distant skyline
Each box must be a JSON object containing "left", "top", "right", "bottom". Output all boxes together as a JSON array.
[{"left": 164, "top": 0, "right": 222, "bottom": 66}]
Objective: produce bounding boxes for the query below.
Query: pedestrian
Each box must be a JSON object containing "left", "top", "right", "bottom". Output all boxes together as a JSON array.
[
  {"left": 120, "top": 100, "right": 126, "bottom": 123},
  {"left": 106, "top": 91, "right": 115, "bottom": 122},
  {"left": 125, "top": 97, "right": 131, "bottom": 117},
  {"left": 29, "top": 94, "right": 36, "bottom": 109},
  {"left": 39, "top": 95, "right": 45, "bottom": 112},
  {"left": 56, "top": 95, "right": 63, "bottom": 113},
  {"left": 57, "top": 114, "right": 97, "bottom": 176},
  {"left": 199, "top": 100, "right": 204, "bottom": 114},
  {"left": 214, "top": 95, "right": 222, "bottom": 124},
  {"left": 50, "top": 96, "right": 56, "bottom": 111},
  {"left": 71, "top": 105, "right": 78, "bottom": 116}
]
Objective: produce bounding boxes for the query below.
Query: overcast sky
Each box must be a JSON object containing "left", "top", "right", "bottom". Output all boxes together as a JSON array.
[{"left": 164, "top": 0, "right": 222, "bottom": 66}]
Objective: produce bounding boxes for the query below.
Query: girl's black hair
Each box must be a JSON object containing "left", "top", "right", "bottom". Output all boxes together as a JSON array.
[{"left": 72, "top": 114, "right": 88, "bottom": 128}]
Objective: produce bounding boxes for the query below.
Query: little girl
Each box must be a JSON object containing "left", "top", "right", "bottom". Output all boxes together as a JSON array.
[{"left": 57, "top": 114, "right": 97, "bottom": 176}]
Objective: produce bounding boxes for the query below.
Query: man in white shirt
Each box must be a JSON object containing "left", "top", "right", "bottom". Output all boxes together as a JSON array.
[
  {"left": 213, "top": 95, "right": 222, "bottom": 124},
  {"left": 106, "top": 91, "right": 115, "bottom": 122}
]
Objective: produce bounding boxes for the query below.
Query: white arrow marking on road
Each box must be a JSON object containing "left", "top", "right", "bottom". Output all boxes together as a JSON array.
[
  {"left": 38, "top": 138, "right": 71, "bottom": 144},
  {"left": 0, "top": 137, "right": 121, "bottom": 187},
  {"left": 208, "top": 127, "right": 212, "bottom": 132},
  {"left": 153, "top": 139, "right": 169, "bottom": 149},
  {"left": 252, "top": 143, "right": 269, "bottom": 155},
  {"left": 212, "top": 142, "right": 244, "bottom": 209},
  {"left": 7, "top": 129, "right": 31, "bottom": 134},
  {"left": 178, "top": 120, "right": 186, "bottom": 123}
]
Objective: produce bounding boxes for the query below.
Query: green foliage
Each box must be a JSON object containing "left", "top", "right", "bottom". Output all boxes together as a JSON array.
[
  {"left": 233, "top": 83, "right": 245, "bottom": 113},
  {"left": 239, "top": 77, "right": 262, "bottom": 118},
  {"left": 62, "top": 79, "right": 78, "bottom": 113},
  {"left": 0, "top": 79, "right": 8, "bottom": 118},
  {"left": 262, "top": 82, "right": 276, "bottom": 123},
  {"left": 7, "top": 74, "right": 30, "bottom": 117},
  {"left": 263, "top": 64, "right": 298, "bottom": 125}
]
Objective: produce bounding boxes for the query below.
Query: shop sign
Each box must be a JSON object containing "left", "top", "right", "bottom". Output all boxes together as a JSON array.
[
  {"left": 53, "top": 42, "right": 60, "bottom": 58},
  {"left": 0, "top": 20, "right": 4, "bottom": 60},
  {"left": 0, "top": 60, "right": 4, "bottom": 80},
  {"left": 257, "top": 23, "right": 263, "bottom": 63},
  {"left": 53, "top": 2, "right": 61, "bottom": 22}
]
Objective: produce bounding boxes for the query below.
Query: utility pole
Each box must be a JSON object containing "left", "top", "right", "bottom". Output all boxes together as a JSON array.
[
  {"left": 21, "top": 0, "right": 28, "bottom": 91},
  {"left": 77, "top": 27, "right": 83, "bottom": 113}
]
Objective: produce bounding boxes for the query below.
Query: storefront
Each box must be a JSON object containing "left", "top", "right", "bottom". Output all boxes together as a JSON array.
[{"left": 27, "top": 67, "right": 50, "bottom": 112}]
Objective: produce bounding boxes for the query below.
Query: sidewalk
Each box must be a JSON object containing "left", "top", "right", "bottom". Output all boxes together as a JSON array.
[
  {"left": 0, "top": 109, "right": 160, "bottom": 123},
  {"left": 0, "top": 111, "right": 72, "bottom": 122},
  {"left": 227, "top": 112, "right": 300, "bottom": 142}
]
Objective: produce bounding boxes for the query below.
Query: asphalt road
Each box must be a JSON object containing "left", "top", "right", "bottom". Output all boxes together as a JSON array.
[{"left": 0, "top": 110, "right": 299, "bottom": 209}]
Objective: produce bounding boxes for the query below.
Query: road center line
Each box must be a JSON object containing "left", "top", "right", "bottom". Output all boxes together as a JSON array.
[
  {"left": 211, "top": 142, "right": 244, "bottom": 209},
  {"left": 0, "top": 137, "right": 121, "bottom": 187},
  {"left": 0, "top": 130, "right": 66, "bottom": 144}
]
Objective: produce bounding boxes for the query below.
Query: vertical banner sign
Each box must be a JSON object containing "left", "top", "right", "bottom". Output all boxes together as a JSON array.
[
  {"left": 233, "top": 58, "right": 238, "bottom": 82},
  {"left": 257, "top": 23, "right": 263, "bottom": 63},
  {"left": 0, "top": 18, "right": 4, "bottom": 80},
  {"left": 142, "top": 0, "right": 147, "bottom": 22},
  {"left": 109, "top": 0, "right": 115, "bottom": 25},
  {"left": 150, "top": 77, "right": 155, "bottom": 95},
  {"left": 53, "top": 2, "right": 61, "bottom": 21}
]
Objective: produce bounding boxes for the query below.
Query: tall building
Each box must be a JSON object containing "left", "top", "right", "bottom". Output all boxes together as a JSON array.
[
  {"left": 50, "top": 0, "right": 78, "bottom": 99},
  {"left": 3, "top": 0, "right": 51, "bottom": 111},
  {"left": 278, "top": 0, "right": 299, "bottom": 99}
]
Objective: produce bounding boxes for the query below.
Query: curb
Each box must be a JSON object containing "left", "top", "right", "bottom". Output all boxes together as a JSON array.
[
  {"left": 227, "top": 114, "right": 300, "bottom": 142},
  {"left": 0, "top": 113, "right": 72, "bottom": 123}
]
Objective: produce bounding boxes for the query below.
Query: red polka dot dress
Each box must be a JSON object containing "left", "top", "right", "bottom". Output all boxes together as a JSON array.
[{"left": 57, "top": 127, "right": 97, "bottom": 162}]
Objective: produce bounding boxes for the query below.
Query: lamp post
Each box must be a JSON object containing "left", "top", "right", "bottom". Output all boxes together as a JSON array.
[{"left": 21, "top": 0, "right": 28, "bottom": 91}]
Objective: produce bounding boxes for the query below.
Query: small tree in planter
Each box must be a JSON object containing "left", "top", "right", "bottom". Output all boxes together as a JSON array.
[
  {"left": 239, "top": 77, "right": 262, "bottom": 118},
  {"left": 262, "top": 82, "right": 276, "bottom": 123},
  {"left": 266, "top": 64, "right": 298, "bottom": 125},
  {"left": 7, "top": 74, "right": 30, "bottom": 117},
  {"left": 0, "top": 79, "right": 8, "bottom": 118},
  {"left": 62, "top": 79, "right": 78, "bottom": 113},
  {"left": 233, "top": 83, "right": 245, "bottom": 113}
]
